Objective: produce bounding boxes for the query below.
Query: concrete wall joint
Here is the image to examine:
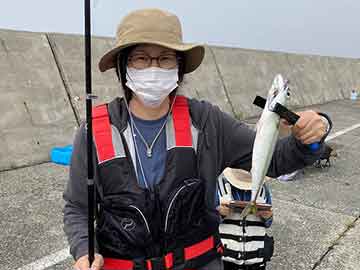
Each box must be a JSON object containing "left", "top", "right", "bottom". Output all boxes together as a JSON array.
[
  {"left": 208, "top": 47, "right": 237, "bottom": 117},
  {"left": 45, "top": 34, "right": 80, "bottom": 126}
]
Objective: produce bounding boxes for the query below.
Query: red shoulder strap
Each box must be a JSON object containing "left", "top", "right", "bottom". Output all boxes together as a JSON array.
[
  {"left": 92, "top": 104, "right": 115, "bottom": 163},
  {"left": 172, "top": 96, "right": 192, "bottom": 147}
]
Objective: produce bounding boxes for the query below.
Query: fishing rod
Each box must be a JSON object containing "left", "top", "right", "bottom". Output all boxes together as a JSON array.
[{"left": 84, "top": 0, "right": 95, "bottom": 265}]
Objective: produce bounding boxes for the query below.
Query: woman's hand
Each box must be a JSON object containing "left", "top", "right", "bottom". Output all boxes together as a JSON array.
[
  {"left": 287, "top": 110, "right": 327, "bottom": 145},
  {"left": 74, "top": 253, "right": 104, "bottom": 270},
  {"left": 217, "top": 198, "right": 232, "bottom": 217}
]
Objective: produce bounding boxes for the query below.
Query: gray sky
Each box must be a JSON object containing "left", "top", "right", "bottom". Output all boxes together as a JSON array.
[{"left": 1, "top": 0, "right": 359, "bottom": 58}]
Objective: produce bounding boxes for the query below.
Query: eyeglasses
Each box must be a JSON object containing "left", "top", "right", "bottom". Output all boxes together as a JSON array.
[{"left": 128, "top": 53, "right": 179, "bottom": 69}]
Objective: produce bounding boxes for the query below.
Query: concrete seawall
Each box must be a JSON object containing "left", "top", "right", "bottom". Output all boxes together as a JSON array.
[{"left": 1, "top": 28, "right": 359, "bottom": 170}]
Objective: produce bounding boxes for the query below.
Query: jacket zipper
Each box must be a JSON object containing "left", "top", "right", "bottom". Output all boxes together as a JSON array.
[
  {"left": 197, "top": 130, "right": 205, "bottom": 179},
  {"left": 164, "top": 181, "right": 197, "bottom": 232},
  {"left": 129, "top": 205, "right": 151, "bottom": 235}
]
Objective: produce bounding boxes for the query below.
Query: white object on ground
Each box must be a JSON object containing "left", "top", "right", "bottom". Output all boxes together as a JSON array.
[{"left": 277, "top": 170, "right": 299, "bottom": 182}]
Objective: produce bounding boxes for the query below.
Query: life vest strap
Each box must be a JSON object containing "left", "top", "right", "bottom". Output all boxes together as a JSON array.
[
  {"left": 172, "top": 96, "right": 192, "bottom": 147},
  {"left": 92, "top": 96, "right": 193, "bottom": 164},
  {"left": 220, "top": 233, "right": 265, "bottom": 242},
  {"left": 222, "top": 219, "right": 266, "bottom": 227},
  {"left": 92, "top": 104, "right": 115, "bottom": 163},
  {"left": 103, "top": 235, "right": 223, "bottom": 270},
  {"left": 223, "top": 247, "right": 265, "bottom": 261}
]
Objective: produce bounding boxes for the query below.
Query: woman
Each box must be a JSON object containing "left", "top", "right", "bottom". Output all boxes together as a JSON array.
[{"left": 63, "top": 8, "right": 329, "bottom": 270}]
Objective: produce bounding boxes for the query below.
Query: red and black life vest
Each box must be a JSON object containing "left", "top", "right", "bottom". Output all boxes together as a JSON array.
[{"left": 92, "top": 96, "right": 223, "bottom": 270}]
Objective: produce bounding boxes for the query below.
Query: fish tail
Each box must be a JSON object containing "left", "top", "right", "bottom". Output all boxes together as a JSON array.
[{"left": 239, "top": 201, "right": 257, "bottom": 219}]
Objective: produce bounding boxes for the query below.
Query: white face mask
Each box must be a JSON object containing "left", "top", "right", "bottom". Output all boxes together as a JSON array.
[{"left": 125, "top": 67, "right": 179, "bottom": 108}]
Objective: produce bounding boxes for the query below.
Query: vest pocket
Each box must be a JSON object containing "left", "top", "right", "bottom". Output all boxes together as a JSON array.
[
  {"left": 97, "top": 199, "right": 153, "bottom": 257},
  {"left": 164, "top": 178, "right": 205, "bottom": 237}
]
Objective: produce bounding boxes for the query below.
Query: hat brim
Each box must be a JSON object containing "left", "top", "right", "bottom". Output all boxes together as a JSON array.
[
  {"left": 223, "top": 168, "right": 252, "bottom": 190},
  {"left": 223, "top": 168, "right": 272, "bottom": 191},
  {"left": 98, "top": 41, "right": 205, "bottom": 74}
]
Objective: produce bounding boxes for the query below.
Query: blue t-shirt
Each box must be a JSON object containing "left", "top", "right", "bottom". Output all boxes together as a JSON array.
[{"left": 131, "top": 114, "right": 167, "bottom": 190}]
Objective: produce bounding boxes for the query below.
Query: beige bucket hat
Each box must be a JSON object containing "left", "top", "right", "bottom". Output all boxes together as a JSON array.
[
  {"left": 223, "top": 168, "right": 272, "bottom": 190},
  {"left": 99, "top": 8, "right": 205, "bottom": 73}
]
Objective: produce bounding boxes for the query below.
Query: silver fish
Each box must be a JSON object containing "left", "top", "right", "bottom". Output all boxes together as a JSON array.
[{"left": 240, "top": 74, "right": 290, "bottom": 218}]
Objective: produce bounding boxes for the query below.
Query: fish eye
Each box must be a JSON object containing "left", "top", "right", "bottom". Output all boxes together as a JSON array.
[{"left": 287, "top": 91, "right": 291, "bottom": 97}]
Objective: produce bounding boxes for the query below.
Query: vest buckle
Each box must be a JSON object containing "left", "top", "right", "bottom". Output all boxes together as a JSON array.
[
  {"left": 133, "top": 258, "right": 146, "bottom": 270},
  {"left": 146, "top": 256, "right": 165, "bottom": 270}
]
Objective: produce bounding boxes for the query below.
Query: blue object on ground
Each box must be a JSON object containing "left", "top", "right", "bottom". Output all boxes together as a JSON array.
[
  {"left": 350, "top": 90, "right": 357, "bottom": 101},
  {"left": 50, "top": 145, "right": 73, "bottom": 165}
]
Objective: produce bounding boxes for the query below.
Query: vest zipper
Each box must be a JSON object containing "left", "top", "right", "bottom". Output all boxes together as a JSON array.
[
  {"left": 129, "top": 205, "right": 151, "bottom": 235},
  {"left": 164, "top": 181, "right": 197, "bottom": 232}
]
